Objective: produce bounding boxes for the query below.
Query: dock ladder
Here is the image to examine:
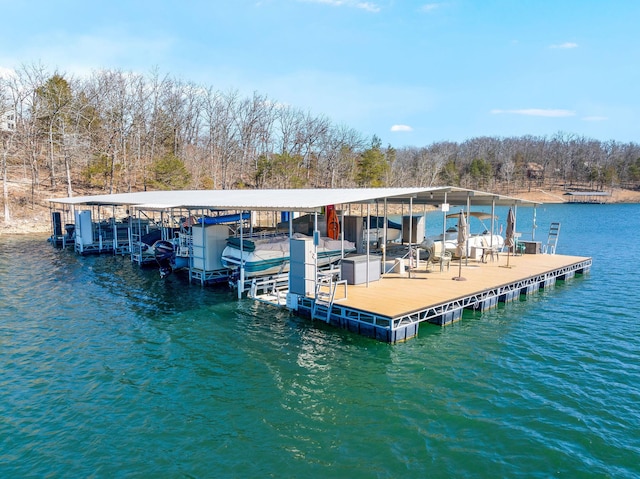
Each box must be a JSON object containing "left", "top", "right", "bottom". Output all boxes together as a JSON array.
[
  {"left": 249, "top": 273, "right": 290, "bottom": 304},
  {"left": 543, "top": 222, "right": 561, "bottom": 254},
  {"left": 311, "top": 270, "right": 347, "bottom": 323}
]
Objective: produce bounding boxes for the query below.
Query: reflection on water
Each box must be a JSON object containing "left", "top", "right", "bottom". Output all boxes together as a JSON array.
[{"left": 1, "top": 204, "right": 640, "bottom": 478}]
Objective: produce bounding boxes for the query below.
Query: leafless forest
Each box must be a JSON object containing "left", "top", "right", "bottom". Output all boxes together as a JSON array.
[{"left": 2, "top": 66, "right": 640, "bottom": 221}]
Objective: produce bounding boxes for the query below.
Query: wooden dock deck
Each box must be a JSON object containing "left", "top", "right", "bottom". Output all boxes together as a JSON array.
[
  {"left": 292, "top": 253, "right": 591, "bottom": 343},
  {"left": 338, "top": 254, "right": 588, "bottom": 316}
]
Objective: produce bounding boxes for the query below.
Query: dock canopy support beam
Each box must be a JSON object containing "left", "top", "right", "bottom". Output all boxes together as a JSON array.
[{"left": 237, "top": 211, "right": 245, "bottom": 299}]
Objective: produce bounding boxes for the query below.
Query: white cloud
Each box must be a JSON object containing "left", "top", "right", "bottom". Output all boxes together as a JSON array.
[
  {"left": 298, "top": 0, "right": 381, "bottom": 12},
  {"left": 238, "top": 69, "right": 435, "bottom": 137},
  {"left": 299, "top": 0, "right": 342, "bottom": 4},
  {"left": 420, "top": 3, "right": 442, "bottom": 13},
  {"left": 550, "top": 42, "right": 578, "bottom": 49},
  {"left": 356, "top": 2, "right": 381, "bottom": 12},
  {"left": 582, "top": 116, "right": 608, "bottom": 122},
  {"left": 491, "top": 109, "right": 575, "bottom": 118},
  {"left": 391, "top": 124, "right": 413, "bottom": 132}
]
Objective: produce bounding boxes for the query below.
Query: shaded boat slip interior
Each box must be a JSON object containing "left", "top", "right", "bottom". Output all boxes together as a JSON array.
[{"left": 221, "top": 233, "right": 356, "bottom": 278}]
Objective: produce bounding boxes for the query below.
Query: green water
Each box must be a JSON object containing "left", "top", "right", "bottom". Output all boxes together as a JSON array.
[{"left": 1, "top": 204, "right": 639, "bottom": 478}]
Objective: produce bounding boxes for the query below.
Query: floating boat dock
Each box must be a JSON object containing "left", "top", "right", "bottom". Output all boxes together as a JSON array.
[
  {"left": 48, "top": 186, "right": 592, "bottom": 343},
  {"left": 272, "top": 253, "right": 591, "bottom": 343}
]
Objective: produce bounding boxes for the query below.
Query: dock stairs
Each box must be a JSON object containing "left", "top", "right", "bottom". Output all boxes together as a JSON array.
[
  {"left": 311, "top": 269, "right": 347, "bottom": 323},
  {"left": 249, "top": 273, "right": 290, "bottom": 304}
]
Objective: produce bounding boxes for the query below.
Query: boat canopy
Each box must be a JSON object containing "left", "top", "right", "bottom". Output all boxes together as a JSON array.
[{"left": 48, "top": 187, "right": 540, "bottom": 212}]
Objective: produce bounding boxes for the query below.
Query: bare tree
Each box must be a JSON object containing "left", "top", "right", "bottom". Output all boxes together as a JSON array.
[
  {"left": 15, "top": 64, "right": 50, "bottom": 204},
  {"left": 5, "top": 63, "right": 640, "bottom": 208},
  {"left": 33, "top": 72, "right": 76, "bottom": 190},
  {"left": 1, "top": 73, "right": 18, "bottom": 222},
  {"left": 213, "top": 90, "right": 241, "bottom": 189},
  {"left": 316, "top": 124, "right": 364, "bottom": 188}
]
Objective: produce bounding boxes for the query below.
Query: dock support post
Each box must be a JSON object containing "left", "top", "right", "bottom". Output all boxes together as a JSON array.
[
  {"left": 238, "top": 211, "right": 245, "bottom": 299},
  {"left": 383, "top": 198, "right": 387, "bottom": 267}
]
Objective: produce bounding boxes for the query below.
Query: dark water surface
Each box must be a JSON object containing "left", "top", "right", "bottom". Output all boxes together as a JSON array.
[{"left": 1, "top": 204, "right": 639, "bottom": 478}]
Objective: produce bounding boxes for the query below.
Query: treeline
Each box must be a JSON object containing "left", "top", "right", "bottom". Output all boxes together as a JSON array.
[{"left": 2, "top": 66, "right": 640, "bottom": 218}]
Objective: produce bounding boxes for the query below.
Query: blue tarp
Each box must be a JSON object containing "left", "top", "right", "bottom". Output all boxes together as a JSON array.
[{"left": 199, "top": 212, "right": 251, "bottom": 225}]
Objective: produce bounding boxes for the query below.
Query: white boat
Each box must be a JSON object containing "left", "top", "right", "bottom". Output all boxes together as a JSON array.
[
  {"left": 220, "top": 233, "right": 356, "bottom": 278},
  {"left": 423, "top": 233, "right": 505, "bottom": 258},
  {"left": 278, "top": 213, "right": 403, "bottom": 244},
  {"left": 424, "top": 212, "right": 504, "bottom": 258},
  {"left": 364, "top": 216, "right": 403, "bottom": 244}
]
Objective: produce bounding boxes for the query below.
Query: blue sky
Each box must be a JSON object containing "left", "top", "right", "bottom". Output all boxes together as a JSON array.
[{"left": 1, "top": 0, "right": 638, "bottom": 147}]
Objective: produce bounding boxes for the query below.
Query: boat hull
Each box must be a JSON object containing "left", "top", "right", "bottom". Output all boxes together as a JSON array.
[
  {"left": 364, "top": 227, "right": 402, "bottom": 243},
  {"left": 221, "top": 234, "right": 355, "bottom": 278}
]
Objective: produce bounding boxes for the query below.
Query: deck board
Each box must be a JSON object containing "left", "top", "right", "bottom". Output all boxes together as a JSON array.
[{"left": 334, "top": 253, "right": 590, "bottom": 318}]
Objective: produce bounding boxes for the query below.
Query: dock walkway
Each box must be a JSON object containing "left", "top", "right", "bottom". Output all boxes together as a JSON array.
[{"left": 268, "top": 253, "right": 591, "bottom": 343}]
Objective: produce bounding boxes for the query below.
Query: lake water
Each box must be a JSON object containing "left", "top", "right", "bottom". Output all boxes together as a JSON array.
[{"left": 1, "top": 203, "right": 639, "bottom": 478}]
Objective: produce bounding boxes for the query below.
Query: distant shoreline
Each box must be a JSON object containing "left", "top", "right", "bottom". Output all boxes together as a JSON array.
[{"left": 514, "top": 187, "right": 640, "bottom": 205}]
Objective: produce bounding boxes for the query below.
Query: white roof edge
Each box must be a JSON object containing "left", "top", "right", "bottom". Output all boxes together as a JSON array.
[{"left": 47, "top": 187, "right": 538, "bottom": 210}]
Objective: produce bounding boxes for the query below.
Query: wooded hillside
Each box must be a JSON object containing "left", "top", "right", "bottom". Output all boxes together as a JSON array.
[{"left": 2, "top": 66, "right": 640, "bottom": 224}]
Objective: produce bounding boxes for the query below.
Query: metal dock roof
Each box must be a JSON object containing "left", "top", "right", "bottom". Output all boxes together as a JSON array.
[{"left": 48, "top": 187, "right": 539, "bottom": 211}]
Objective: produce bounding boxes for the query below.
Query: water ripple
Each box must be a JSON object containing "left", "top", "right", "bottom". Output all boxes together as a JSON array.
[{"left": 2, "top": 206, "right": 640, "bottom": 478}]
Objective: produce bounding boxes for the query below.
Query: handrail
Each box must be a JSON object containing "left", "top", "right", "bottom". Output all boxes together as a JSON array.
[
  {"left": 330, "top": 279, "right": 348, "bottom": 302},
  {"left": 312, "top": 271, "right": 348, "bottom": 322}
]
